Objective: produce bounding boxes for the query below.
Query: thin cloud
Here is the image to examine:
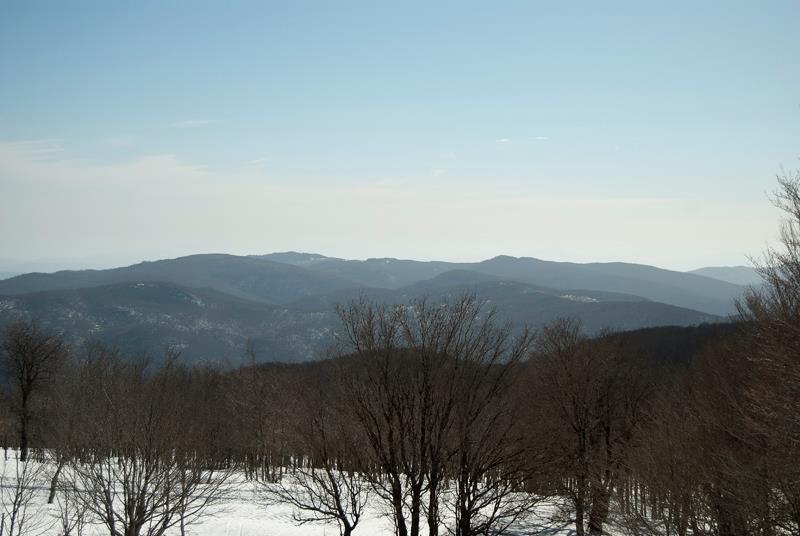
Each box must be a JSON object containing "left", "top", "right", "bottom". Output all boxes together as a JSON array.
[
  {"left": 495, "top": 138, "right": 510, "bottom": 143},
  {"left": 2, "top": 140, "right": 66, "bottom": 162},
  {"left": 7, "top": 140, "right": 64, "bottom": 154}
]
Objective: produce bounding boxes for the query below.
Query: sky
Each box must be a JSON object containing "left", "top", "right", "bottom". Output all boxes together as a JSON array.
[{"left": 0, "top": 1, "right": 798, "bottom": 273}]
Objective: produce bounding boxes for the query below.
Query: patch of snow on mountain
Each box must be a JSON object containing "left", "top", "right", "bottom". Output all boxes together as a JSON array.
[{"left": 560, "top": 294, "right": 599, "bottom": 303}]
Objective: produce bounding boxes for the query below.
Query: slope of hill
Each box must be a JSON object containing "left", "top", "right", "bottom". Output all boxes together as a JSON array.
[
  {"left": 0, "top": 282, "right": 338, "bottom": 364},
  {"left": 255, "top": 252, "right": 454, "bottom": 288},
  {"left": 262, "top": 253, "right": 745, "bottom": 315},
  {"left": 287, "top": 270, "right": 722, "bottom": 335},
  {"left": 0, "top": 254, "right": 363, "bottom": 305},
  {"left": 408, "top": 269, "right": 651, "bottom": 302},
  {"left": 469, "top": 256, "right": 742, "bottom": 316},
  {"left": 0, "top": 277, "right": 723, "bottom": 363},
  {"left": 407, "top": 279, "right": 721, "bottom": 333},
  {"left": 689, "top": 266, "right": 762, "bottom": 287}
]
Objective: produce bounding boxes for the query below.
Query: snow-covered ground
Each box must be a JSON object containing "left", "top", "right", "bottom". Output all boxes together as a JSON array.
[{"left": 0, "top": 453, "right": 573, "bottom": 536}]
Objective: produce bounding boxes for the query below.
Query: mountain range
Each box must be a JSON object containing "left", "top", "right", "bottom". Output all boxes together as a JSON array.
[{"left": 0, "top": 253, "right": 751, "bottom": 364}]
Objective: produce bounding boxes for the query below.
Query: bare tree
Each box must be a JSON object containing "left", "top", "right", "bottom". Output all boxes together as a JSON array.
[
  {"left": 621, "top": 375, "right": 701, "bottom": 536},
  {"left": 337, "top": 295, "right": 538, "bottom": 536},
  {"left": 533, "top": 319, "right": 651, "bottom": 536},
  {"left": 0, "top": 456, "right": 49, "bottom": 536},
  {"left": 229, "top": 342, "right": 293, "bottom": 483},
  {"left": 338, "top": 299, "right": 437, "bottom": 536},
  {"left": 264, "top": 371, "right": 370, "bottom": 536},
  {"left": 52, "top": 478, "right": 88, "bottom": 536},
  {"left": 444, "top": 314, "right": 536, "bottom": 536},
  {"left": 66, "top": 347, "right": 232, "bottom": 536},
  {"left": 736, "top": 169, "right": 800, "bottom": 534},
  {"left": 0, "top": 320, "right": 67, "bottom": 462},
  {"left": 746, "top": 177, "right": 800, "bottom": 422}
]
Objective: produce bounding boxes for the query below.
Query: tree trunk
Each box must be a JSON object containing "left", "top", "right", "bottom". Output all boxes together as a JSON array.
[
  {"left": 48, "top": 461, "right": 64, "bottom": 504},
  {"left": 427, "top": 477, "right": 439, "bottom": 536},
  {"left": 19, "top": 410, "right": 28, "bottom": 463},
  {"left": 126, "top": 521, "right": 143, "bottom": 536},
  {"left": 575, "top": 501, "right": 586, "bottom": 536},
  {"left": 588, "top": 483, "right": 611, "bottom": 536},
  {"left": 391, "top": 476, "right": 408, "bottom": 536},
  {"left": 457, "top": 510, "right": 471, "bottom": 536},
  {"left": 410, "top": 485, "right": 421, "bottom": 536},
  {"left": 575, "top": 477, "right": 587, "bottom": 536},
  {"left": 455, "top": 469, "right": 473, "bottom": 536}
]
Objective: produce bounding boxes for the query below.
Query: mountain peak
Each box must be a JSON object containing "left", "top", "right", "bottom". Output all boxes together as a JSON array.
[
  {"left": 255, "top": 252, "right": 331, "bottom": 265},
  {"left": 485, "top": 255, "right": 519, "bottom": 262}
]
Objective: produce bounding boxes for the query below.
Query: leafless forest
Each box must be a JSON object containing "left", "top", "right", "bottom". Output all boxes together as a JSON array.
[{"left": 0, "top": 175, "right": 798, "bottom": 536}]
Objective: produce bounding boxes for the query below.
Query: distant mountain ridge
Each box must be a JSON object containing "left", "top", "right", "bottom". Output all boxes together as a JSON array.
[
  {"left": 689, "top": 266, "right": 762, "bottom": 287},
  {"left": 0, "top": 254, "right": 362, "bottom": 304},
  {"left": 0, "top": 252, "right": 742, "bottom": 363},
  {"left": 258, "top": 252, "right": 744, "bottom": 316}
]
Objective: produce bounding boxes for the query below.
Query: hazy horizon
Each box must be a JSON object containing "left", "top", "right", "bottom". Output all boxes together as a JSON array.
[{"left": 2, "top": 1, "right": 797, "bottom": 272}]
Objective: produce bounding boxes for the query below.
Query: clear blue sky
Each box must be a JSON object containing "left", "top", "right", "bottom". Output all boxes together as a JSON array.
[{"left": 1, "top": 1, "right": 798, "bottom": 271}]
